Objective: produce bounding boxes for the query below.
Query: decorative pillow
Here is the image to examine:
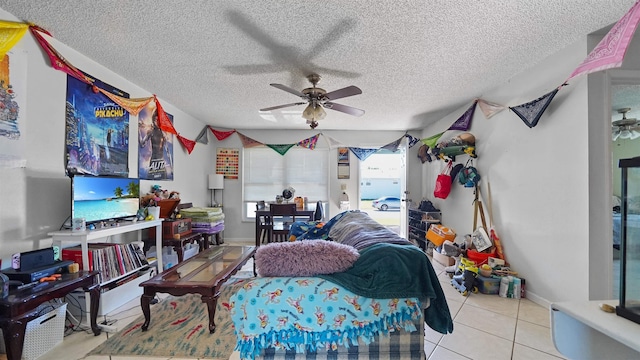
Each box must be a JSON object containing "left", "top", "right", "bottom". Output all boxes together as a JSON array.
[{"left": 255, "top": 240, "right": 360, "bottom": 277}]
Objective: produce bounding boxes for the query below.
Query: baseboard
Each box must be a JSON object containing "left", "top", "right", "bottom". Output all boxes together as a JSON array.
[{"left": 525, "top": 290, "right": 551, "bottom": 309}]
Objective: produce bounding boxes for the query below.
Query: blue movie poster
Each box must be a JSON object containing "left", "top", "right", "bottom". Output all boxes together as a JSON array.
[
  {"left": 138, "top": 103, "right": 174, "bottom": 180},
  {"left": 65, "top": 73, "right": 130, "bottom": 176}
]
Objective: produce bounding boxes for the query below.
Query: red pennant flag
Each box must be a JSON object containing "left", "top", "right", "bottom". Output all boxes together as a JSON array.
[
  {"left": 177, "top": 134, "right": 196, "bottom": 154},
  {"left": 29, "top": 25, "right": 90, "bottom": 84},
  {"left": 210, "top": 127, "right": 236, "bottom": 141},
  {"left": 153, "top": 96, "right": 177, "bottom": 135}
]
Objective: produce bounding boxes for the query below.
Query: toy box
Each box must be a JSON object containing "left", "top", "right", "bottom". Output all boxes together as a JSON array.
[{"left": 476, "top": 275, "right": 501, "bottom": 294}]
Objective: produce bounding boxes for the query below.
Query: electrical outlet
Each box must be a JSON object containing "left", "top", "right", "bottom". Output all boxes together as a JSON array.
[{"left": 98, "top": 323, "right": 118, "bottom": 333}]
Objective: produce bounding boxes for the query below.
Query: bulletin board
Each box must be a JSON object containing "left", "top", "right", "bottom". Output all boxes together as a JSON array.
[{"left": 216, "top": 148, "right": 239, "bottom": 179}]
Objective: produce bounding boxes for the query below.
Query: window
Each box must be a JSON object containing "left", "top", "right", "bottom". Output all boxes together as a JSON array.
[{"left": 243, "top": 147, "right": 329, "bottom": 220}]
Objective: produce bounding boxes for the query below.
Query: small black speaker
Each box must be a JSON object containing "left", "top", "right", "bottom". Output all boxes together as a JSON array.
[{"left": 18, "top": 248, "right": 55, "bottom": 271}]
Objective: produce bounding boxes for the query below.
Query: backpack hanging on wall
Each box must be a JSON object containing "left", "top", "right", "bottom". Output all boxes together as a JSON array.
[{"left": 457, "top": 160, "right": 481, "bottom": 188}]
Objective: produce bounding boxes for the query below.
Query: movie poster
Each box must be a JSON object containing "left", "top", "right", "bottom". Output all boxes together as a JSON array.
[
  {"left": 65, "top": 73, "right": 130, "bottom": 176},
  {"left": 138, "top": 102, "right": 174, "bottom": 180},
  {"left": 0, "top": 50, "right": 27, "bottom": 169}
]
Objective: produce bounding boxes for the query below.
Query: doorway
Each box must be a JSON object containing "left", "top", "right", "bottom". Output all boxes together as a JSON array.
[{"left": 358, "top": 148, "right": 405, "bottom": 234}]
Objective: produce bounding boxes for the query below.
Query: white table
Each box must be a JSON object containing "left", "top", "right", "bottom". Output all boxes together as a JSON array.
[{"left": 551, "top": 300, "right": 640, "bottom": 359}]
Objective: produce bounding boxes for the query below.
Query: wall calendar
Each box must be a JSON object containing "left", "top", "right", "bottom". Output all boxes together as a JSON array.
[{"left": 216, "top": 148, "right": 239, "bottom": 179}]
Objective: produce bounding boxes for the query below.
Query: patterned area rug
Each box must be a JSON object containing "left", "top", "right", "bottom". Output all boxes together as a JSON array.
[{"left": 89, "top": 275, "right": 250, "bottom": 359}]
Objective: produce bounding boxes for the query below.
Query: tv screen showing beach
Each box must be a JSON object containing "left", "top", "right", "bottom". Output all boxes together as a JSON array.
[{"left": 72, "top": 176, "right": 140, "bottom": 223}]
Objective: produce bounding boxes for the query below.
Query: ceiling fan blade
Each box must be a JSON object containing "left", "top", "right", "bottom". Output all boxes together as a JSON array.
[
  {"left": 260, "top": 102, "right": 306, "bottom": 112},
  {"left": 270, "top": 83, "right": 306, "bottom": 98},
  {"left": 323, "top": 102, "right": 365, "bottom": 117},
  {"left": 323, "top": 85, "right": 362, "bottom": 101}
]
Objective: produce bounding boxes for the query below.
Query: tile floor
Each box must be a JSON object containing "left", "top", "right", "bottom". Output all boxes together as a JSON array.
[{"left": 2, "top": 254, "right": 566, "bottom": 360}]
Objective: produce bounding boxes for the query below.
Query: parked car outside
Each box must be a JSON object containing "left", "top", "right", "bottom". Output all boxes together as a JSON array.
[{"left": 372, "top": 196, "right": 401, "bottom": 211}]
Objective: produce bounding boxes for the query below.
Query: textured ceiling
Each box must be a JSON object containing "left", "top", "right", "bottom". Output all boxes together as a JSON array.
[{"left": 0, "top": 0, "right": 636, "bottom": 130}]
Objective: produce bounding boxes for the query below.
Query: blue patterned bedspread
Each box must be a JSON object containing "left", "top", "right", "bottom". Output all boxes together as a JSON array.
[{"left": 230, "top": 277, "right": 422, "bottom": 360}]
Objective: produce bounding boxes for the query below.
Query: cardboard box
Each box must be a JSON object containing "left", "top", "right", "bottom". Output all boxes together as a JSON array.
[{"left": 432, "top": 250, "right": 456, "bottom": 266}]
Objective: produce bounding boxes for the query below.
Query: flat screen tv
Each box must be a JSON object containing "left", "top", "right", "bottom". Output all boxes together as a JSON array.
[{"left": 72, "top": 175, "right": 140, "bottom": 224}]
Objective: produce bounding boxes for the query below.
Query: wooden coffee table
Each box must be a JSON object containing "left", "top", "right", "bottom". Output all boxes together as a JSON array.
[{"left": 139, "top": 245, "right": 255, "bottom": 333}]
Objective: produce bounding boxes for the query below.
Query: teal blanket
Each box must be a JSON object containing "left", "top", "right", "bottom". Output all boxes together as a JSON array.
[{"left": 319, "top": 243, "right": 454, "bottom": 334}]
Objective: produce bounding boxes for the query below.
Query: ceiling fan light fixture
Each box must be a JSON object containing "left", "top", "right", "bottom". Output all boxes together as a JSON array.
[
  {"left": 631, "top": 129, "right": 640, "bottom": 140},
  {"left": 620, "top": 128, "right": 633, "bottom": 139},
  {"left": 613, "top": 129, "right": 622, "bottom": 141},
  {"left": 302, "top": 103, "right": 326, "bottom": 122}
]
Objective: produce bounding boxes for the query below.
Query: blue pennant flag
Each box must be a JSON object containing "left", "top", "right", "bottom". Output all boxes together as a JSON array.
[
  {"left": 349, "top": 147, "right": 378, "bottom": 161},
  {"left": 509, "top": 88, "right": 559, "bottom": 128}
]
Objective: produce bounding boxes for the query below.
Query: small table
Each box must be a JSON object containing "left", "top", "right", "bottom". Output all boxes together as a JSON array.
[
  {"left": 255, "top": 207, "right": 314, "bottom": 246},
  {"left": 0, "top": 271, "right": 101, "bottom": 360},
  {"left": 139, "top": 245, "right": 255, "bottom": 333}
]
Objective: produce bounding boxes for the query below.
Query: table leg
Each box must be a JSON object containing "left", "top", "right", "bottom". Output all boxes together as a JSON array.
[
  {"left": 141, "top": 292, "right": 155, "bottom": 331},
  {"left": 87, "top": 284, "right": 101, "bottom": 335},
  {"left": 202, "top": 295, "right": 217, "bottom": 333},
  {"left": 2, "top": 319, "right": 27, "bottom": 360}
]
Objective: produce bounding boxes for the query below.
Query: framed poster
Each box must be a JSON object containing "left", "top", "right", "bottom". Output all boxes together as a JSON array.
[
  {"left": 0, "top": 50, "right": 26, "bottom": 169},
  {"left": 138, "top": 103, "right": 174, "bottom": 180},
  {"left": 216, "top": 148, "right": 239, "bottom": 179},
  {"left": 65, "top": 72, "right": 130, "bottom": 176},
  {"left": 338, "top": 147, "right": 350, "bottom": 179},
  {"left": 338, "top": 147, "right": 349, "bottom": 164}
]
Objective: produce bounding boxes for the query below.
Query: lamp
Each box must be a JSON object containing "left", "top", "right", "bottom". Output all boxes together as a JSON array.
[
  {"left": 302, "top": 102, "right": 326, "bottom": 129},
  {"left": 208, "top": 174, "right": 224, "bottom": 207}
]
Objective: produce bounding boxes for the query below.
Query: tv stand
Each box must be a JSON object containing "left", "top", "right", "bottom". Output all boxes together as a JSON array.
[{"left": 48, "top": 219, "right": 163, "bottom": 315}]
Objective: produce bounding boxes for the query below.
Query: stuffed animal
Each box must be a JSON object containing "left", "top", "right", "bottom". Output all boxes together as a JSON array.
[{"left": 169, "top": 191, "right": 180, "bottom": 199}]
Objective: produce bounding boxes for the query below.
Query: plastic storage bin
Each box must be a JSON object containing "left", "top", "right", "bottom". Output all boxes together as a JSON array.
[
  {"left": 476, "top": 275, "right": 500, "bottom": 294},
  {"left": 22, "top": 302, "right": 67, "bottom": 360},
  {"left": 467, "top": 247, "right": 497, "bottom": 265},
  {"left": 426, "top": 225, "right": 456, "bottom": 246}
]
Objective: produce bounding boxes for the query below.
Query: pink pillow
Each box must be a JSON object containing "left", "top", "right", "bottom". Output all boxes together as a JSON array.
[{"left": 255, "top": 241, "right": 359, "bottom": 277}]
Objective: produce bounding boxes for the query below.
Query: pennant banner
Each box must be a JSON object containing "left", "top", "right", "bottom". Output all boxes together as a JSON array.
[
  {"left": 405, "top": 134, "right": 421, "bottom": 148},
  {"left": 297, "top": 134, "right": 320, "bottom": 150},
  {"left": 29, "top": 25, "right": 91, "bottom": 84},
  {"left": 349, "top": 147, "right": 378, "bottom": 161},
  {"left": 323, "top": 134, "right": 344, "bottom": 149},
  {"left": 567, "top": 0, "right": 640, "bottom": 81},
  {"left": 195, "top": 126, "right": 209, "bottom": 144},
  {"left": 509, "top": 88, "right": 559, "bottom": 128},
  {"left": 177, "top": 134, "right": 196, "bottom": 154},
  {"left": 477, "top": 99, "right": 505, "bottom": 119},
  {"left": 421, "top": 132, "right": 445, "bottom": 148},
  {"left": 153, "top": 96, "right": 178, "bottom": 135},
  {"left": 448, "top": 101, "right": 477, "bottom": 131},
  {"left": 267, "top": 144, "right": 296, "bottom": 155},
  {"left": 210, "top": 127, "right": 236, "bottom": 141},
  {"left": 380, "top": 136, "right": 403, "bottom": 152},
  {"left": 0, "top": 20, "right": 29, "bottom": 57},
  {"left": 97, "top": 89, "right": 153, "bottom": 116},
  {"left": 237, "top": 132, "right": 263, "bottom": 148}
]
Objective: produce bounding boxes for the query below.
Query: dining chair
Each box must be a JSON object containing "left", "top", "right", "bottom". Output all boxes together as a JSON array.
[
  {"left": 256, "top": 201, "right": 271, "bottom": 245},
  {"left": 269, "top": 203, "right": 297, "bottom": 242}
]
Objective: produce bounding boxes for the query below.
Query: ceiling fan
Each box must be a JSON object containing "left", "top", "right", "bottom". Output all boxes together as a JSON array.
[
  {"left": 260, "top": 74, "right": 364, "bottom": 129},
  {"left": 612, "top": 108, "right": 640, "bottom": 141}
]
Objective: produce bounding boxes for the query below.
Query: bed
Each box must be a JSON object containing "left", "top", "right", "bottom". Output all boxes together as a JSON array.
[{"left": 229, "top": 210, "right": 453, "bottom": 359}]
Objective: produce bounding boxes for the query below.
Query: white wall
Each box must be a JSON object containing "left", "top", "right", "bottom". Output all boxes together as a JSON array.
[{"left": 420, "top": 39, "right": 593, "bottom": 305}]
